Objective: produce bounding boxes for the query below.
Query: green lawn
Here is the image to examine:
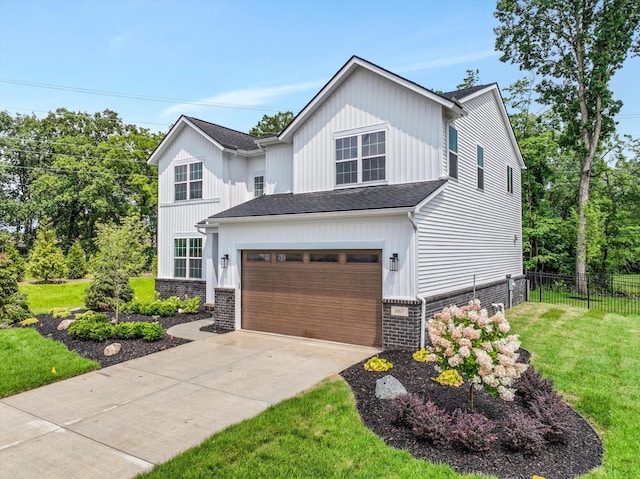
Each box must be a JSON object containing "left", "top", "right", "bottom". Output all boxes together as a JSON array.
[
  {"left": 0, "top": 328, "right": 99, "bottom": 398},
  {"left": 19, "top": 276, "right": 156, "bottom": 314},
  {"left": 137, "top": 303, "right": 639, "bottom": 479}
]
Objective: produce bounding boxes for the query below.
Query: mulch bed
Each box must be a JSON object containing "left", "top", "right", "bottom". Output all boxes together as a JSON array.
[
  {"left": 32, "top": 310, "right": 214, "bottom": 368},
  {"left": 340, "top": 350, "right": 603, "bottom": 479}
]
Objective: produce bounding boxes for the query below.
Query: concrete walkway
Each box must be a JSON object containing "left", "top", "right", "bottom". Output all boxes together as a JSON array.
[
  {"left": 166, "top": 318, "right": 215, "bottom": 340},
  {"left": 0, "top": 331, "right": 378, "bottom": 479}
]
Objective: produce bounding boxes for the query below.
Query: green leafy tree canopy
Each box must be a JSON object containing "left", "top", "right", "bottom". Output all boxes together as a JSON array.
[{"left": 249, "top": 111, "right": 294, "bottom": 138}]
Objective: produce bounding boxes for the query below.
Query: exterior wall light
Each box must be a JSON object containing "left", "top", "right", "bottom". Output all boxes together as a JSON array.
[
  {"left": 221, "top": 254, "right": 229, "bottom": 268},
  {"left": 390, "top": 253, "right": 399, "bottom": 272}
]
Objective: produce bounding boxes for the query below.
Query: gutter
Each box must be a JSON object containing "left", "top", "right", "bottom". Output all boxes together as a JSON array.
[{"left": 408, "top": 211, "right": 426, "bottom": 349}]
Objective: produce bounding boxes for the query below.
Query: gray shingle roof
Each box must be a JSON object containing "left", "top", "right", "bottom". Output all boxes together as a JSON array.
[
  {"left": 204, "top": 180, "right": 447, "bottom": 221},
  {"left": 441, "top": 83, "right": 496, "bottom": 102},
  {"left": 186, "top": 116, "right": 260, "bottom": 151}
]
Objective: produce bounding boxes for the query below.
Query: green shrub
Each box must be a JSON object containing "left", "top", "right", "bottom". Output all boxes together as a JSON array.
[
  {"left": 20, "top": 317, "right": 38, "bottom": 327},
  {"left": 68, "top": 318, "right": 113, "bottom": 342},
  {"left": 122, "top": 298, "right": 176, "bottom": 317},
  {"left": 66, "top": 241, "right": 87, "bottom": 279},
  {"left": 179, "top": 296, "right": 200, "bottom": 313},
  {"left": 50, "top": 307, "right": 70, "bottom": 319},
  {"left": 0, "top": 253, "right": 32, "bottom": 324},
  {"left": 113, "top": 322, "right": 137, "bottom": 339},
  {"left": 85, "top": 271, "right": 134, "bottom": 311},
  {"left": 74, "top": 310, "right": 108, "bottom": 321},
  {"left": 26, "top": 222, "right": 67, "bottom": 282},
  {"left": 138, "top": 322, "right": 165, "bottom": 341}
]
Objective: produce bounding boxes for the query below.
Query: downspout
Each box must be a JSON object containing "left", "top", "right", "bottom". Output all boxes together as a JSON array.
[{"left": 408, "top": 211, "right": 427, "bottom": 349}]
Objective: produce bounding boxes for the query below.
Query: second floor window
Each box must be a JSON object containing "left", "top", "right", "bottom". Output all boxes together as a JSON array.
[
  {"left": 254, "top": 175, "right": 264, "bottom": 197},
  {"left": 477, "top": 145, "right": 484, "bottom": 190},
  {"left": 175, "top": 162, "right": 203, "bottom": 201},
  {"left": 336, "top": 130, "right": 386, "bottom": 185},
  {"left": 448, "top": 125, "right": 458, "bottom": 179}
]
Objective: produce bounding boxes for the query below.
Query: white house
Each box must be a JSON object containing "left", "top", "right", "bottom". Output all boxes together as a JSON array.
[{"left": 148, "top": 56, "right": 526, "bottom": 349}]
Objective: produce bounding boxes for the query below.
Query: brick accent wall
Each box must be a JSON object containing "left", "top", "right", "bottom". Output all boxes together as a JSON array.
[
  {"left": 423, "top": 275, "right": 527, "bottom": 320},
  {"left": 380, "top": 275, "right": 526, "bottom": 351},
  {"left": 155, "top": 278, "right": 206, "bottom": 306},
  {"left": 382, "top": 299, "right": 422, "bottom": 350},
  {"left": 214, "top": 288, "right": 235, "bottom": 332}
]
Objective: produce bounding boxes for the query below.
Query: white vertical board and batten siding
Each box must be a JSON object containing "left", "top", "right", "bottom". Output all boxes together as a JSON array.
[
  {"left": 265, "top": 143, "right": 293, "bottom": 194},
  {"left": 217, "top": 215, "right": 414, "bottom": 303},
  {"left": 416, "top": 90, "right": 523, "bottom": 297},
  {"left": 292, "top": 68, "right": 442, "bottom": 193},
  {"left": 156, "top": 125, "right": 265, "bottom": 278}
]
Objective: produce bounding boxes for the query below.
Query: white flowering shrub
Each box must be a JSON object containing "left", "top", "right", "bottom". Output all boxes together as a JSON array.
[{"left": 427, "top": 300, "right": 528, "bottom": 405}]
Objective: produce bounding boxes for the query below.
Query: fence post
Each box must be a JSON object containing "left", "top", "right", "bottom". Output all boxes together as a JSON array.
[{"left": 539, "top": 273, "right": 543, "bottom": 303}]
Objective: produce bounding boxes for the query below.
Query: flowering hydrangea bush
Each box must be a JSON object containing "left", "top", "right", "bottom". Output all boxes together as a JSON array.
[{"left": 428, "top": 300, "right": 528, "bottom": 407}]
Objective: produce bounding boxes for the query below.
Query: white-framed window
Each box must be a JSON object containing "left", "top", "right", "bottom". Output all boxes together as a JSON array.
[
  {"left": 507, "top": 165, "right": 514, "bottom": 194},
  {"left": 477, "top": 145, "right": 484, "bottom": 190},
  {"left": 448, "top": 125, "right": 458, "bottom": 179},
  {"left": 174, "top": 162, "right": 203, "bottom": 201},
  {"left": 254, "top": 175, "right": 264, "bottom": 197},
  {"left": 335, "top": 129, "right": 386, "bottom": 185},
  {"left": 174, "top": 238, "right": 202, "bottom": 278}
]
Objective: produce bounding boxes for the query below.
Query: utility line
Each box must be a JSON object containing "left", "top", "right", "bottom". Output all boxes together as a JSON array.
[
  {"left": 0, "top": 163, "right": 156, "bottom": 179},
  {"left": 0, "top": 78, "right": 283, "bottom": 112},
  {"left": 1, "top": 135, "right": 156, "bottom": 156},
  {"left": 0, "top": 147, "right": 156, "bottom": 165}
]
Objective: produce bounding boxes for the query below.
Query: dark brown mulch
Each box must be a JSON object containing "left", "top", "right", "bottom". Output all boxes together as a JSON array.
[
  {"left": 199, "top": 322, "right": 234, "bottom": 334},
  {"left": 340, "top": 350, "right": 603, "bottom": 479},
  {"left": 32, "top": 310, "right": 214, "bottom": 368}
]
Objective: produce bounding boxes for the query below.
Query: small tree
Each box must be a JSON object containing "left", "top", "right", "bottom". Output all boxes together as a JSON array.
[
  {"left": 26, "top": 222, "right": 67, "bottom": 283},
  {"left": 0, "top": 253, "right": 32, "bottom": 324},
  {"left": 249, "top": 111, "right": 294, "bottom": 138},
  {"left": 4, "top": 242, "right": 26, "bottom": 282},
  {"left": 66, "top": 241, "right": 87, "bottom": 279},
  {"left": 427, "top": 300, "right": 528, "bottom": 412},
  {"left": 85, "top": 217, "right": 147, "bottom": 321}
]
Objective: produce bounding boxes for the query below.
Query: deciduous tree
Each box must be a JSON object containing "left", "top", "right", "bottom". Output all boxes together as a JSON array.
[
  {"left": 249, "top": 111, "right": 294, "bottom": 138},
  {"left": 495, "top": 0, "right": 640, "bottom": 291}
]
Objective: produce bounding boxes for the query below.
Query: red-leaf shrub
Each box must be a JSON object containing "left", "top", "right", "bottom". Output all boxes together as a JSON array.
[
  {"left": 529, "top": 391, "right": 572, "bottom": 444},
  {"left": 514, "top": 366, "right": 556, "bottom": 405},
  {"left": 502, "top": 409, "right": 549, "bottom": 455},
  {"left": 390, "top": 393, "right": 425, "bottom": 427},
  {"left": 411, "top": 400, "right": 452, "bottom": 446},
  {"left": 451, "top": 409, "right": 497, "bottom": 452}
]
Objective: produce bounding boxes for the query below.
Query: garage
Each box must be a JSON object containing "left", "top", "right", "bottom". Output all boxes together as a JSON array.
[{"left": 241, "top": 249, "right": 382, "bottom": 347}]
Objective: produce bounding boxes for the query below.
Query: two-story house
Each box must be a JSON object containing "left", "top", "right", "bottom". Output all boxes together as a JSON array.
[{"left": 148, "top": 56, "right": 526, "bottom": 350}]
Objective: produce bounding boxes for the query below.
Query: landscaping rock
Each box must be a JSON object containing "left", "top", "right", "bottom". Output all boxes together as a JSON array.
[
  {"left": 104, "top": 343, "right": 122, "bottom": 357},
  {"left": 57, "top": 319, "right": 75, "bottom": 330},
  {"left": 375, "top": 375, "right": 407, "bottom": 399},
  {"left": 70, "top": 307, "right": 84, "bottom": 314}
]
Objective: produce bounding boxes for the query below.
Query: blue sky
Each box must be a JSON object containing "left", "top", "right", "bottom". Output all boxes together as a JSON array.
[{"left": 1, "top": 0, "right": 638, "bottom": 139}]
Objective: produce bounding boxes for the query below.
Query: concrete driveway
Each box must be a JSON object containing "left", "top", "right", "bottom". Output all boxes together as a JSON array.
[{"left": 0, "top": 331, "right": 378, "bottom": 479}]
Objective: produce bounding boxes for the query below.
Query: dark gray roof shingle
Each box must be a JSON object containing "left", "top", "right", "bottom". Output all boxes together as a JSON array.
[
  {"left": 441, "top": 83, "right": 497, "bottom": 101},
  {"left": 186, "top": 116, "right": 260, "bottom": 151},
  {"left": 204, "top": 180, "right": 447, "bottom": 221}
]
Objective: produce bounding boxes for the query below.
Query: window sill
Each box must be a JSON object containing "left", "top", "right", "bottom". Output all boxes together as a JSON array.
[{"left": 334, "top": 180, "right": 388, "bottom": 190}]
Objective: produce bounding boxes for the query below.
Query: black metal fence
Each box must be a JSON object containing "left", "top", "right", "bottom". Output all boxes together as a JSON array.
[{"left": 525, "top": 271, "right": 640, "bottom": 315}]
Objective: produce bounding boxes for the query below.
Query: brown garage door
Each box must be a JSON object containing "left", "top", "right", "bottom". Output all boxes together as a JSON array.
[{"left": 242, "top": 250, "right": 382, "bottom": 347}]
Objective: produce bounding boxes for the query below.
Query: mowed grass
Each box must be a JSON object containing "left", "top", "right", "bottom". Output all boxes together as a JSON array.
[
  {"left": 19, "top": 276, "right": 156, "bottom": 314},
  {"left": 0, "top": 328, "right": 99, "bottom": 398},
  {"left": 137, "top": 303, "right": 640, "bottom": 479}
]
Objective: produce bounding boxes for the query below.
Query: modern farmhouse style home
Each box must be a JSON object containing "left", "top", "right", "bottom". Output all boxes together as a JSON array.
[{"left": 148, "top": 56, "right": 526, "bottom": 349}]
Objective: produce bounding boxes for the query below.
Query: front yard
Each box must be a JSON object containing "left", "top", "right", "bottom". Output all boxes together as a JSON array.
[{"left": 136, "top": 303, "right": 639, "bottom": 479}]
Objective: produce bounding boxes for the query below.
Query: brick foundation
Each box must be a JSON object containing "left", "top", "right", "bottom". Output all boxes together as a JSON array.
[
  {"left": 214, "top": 288, "right": 235, "bottom": 332},
  {"left": 155, "top": 278, "right": 206, "bottom": 307},
  {"left": 381, "top": 275, "right": 526, "bottom": 351}
]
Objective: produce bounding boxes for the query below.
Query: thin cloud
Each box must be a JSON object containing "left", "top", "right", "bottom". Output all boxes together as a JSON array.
[
  {"left": 398, "top": 50, "right": 499, "bottom": 73},
  {"left": 161, "top": 81, "right": 321, "bottom": 118}
]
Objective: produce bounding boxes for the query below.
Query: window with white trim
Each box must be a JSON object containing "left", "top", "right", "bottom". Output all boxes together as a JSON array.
[
  {"left": 448, "top": 125, "right": 458, "bottom": 179},
  {"left": 335, "top": 130, "right": 386, "bottom": 185},
  {"left": 507, "top": 165, "right": 514, "bottom": 194},
  {"left": 254, "top": 175, "right": 264, "bottom": 197},
  {"left": 174, "top": 162, "right": 203, "bottom": 201},
  {"left": 477, "top": 145, "right": 484, "bottom": 190},
  {"left": 174, "top": 238, "right": 202, "bottom": 278}
]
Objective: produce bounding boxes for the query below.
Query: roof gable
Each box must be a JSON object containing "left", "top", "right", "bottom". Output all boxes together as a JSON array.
[
  {"left": 147, "top": 115, "right": 259, "bottom": 166},
  {"left": 202, "top": 180, "right": 447, "bottom": 222},
  {"left": 278, "top": 56, "right": 465, "bottom": 143}
]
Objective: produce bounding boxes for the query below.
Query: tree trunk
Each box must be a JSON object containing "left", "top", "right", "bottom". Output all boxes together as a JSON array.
[{"left": 575, "top": 167, "right": 590, "bottom": 294}]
